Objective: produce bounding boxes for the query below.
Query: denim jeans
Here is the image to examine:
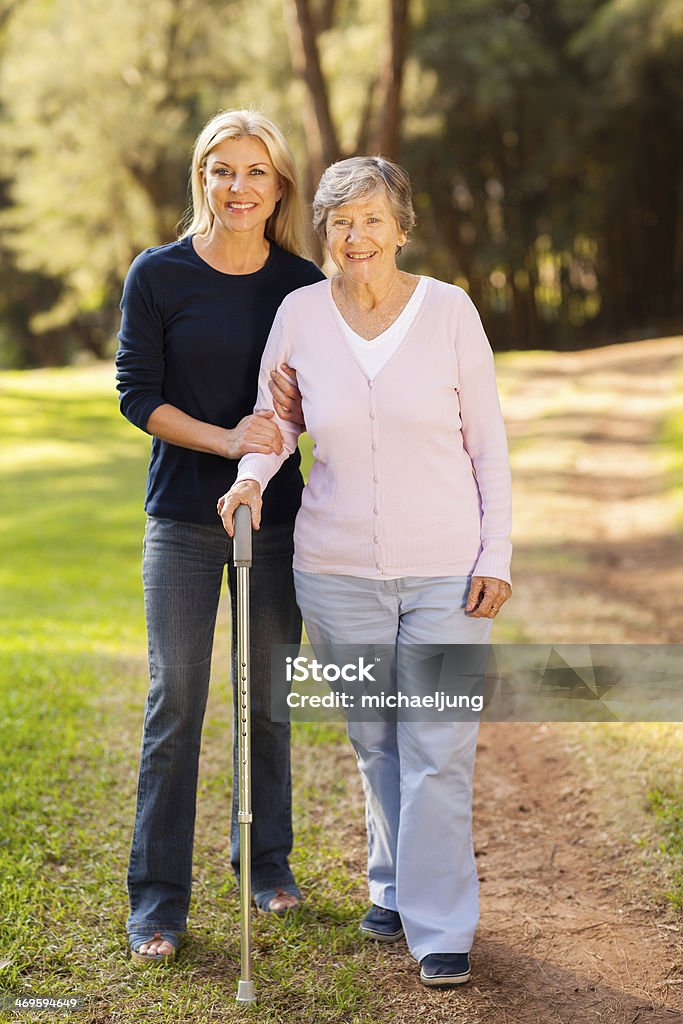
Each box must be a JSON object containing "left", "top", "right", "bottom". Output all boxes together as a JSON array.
[{"left": 126, "top": 515, "right": 300, "bottom": 934}]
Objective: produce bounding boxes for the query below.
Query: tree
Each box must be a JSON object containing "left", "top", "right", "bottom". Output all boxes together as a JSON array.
[
  {"left": 0, "top": 0, "right": 269, "bottom": 361},
  {"left": 569, "top": 0, "right": 683, "bottom": 333},
  {"left": 282, "top": 0, "right": 412, "bottom": 186},
  {"left": 0, "top": 0, "right": 680, "bottom": 364}
]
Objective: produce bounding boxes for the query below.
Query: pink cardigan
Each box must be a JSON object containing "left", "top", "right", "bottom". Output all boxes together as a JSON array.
[{"left": 236, "top": 277, "right": 512, "bottom": 583}]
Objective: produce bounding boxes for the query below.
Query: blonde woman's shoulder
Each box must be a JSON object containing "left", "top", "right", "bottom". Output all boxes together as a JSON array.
[{"left": 279, "top": 276, "right": 330, "bottom": 315}]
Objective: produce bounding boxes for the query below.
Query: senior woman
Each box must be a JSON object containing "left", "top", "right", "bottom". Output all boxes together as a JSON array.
[
  {"left": 116, "top": 109, "right": 324, "bottom": 962},
  {"left": 218, "top": 156, "right": 512, "bottom": 987}
]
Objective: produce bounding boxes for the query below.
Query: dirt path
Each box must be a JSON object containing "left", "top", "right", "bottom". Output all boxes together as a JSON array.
[
  {"left": 320, "top": 337, "right": 683, "bottom": 1023},
  {"left": 471, "top": 337, "right": 683, "bottom": 1023},
  {"left": 502, "top": 336, "right": 683, "bottom": 643}
]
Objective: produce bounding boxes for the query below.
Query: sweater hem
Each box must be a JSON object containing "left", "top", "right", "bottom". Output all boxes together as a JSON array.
[{"left": 292, "top": 557, "right": 495, "bottom": 578}]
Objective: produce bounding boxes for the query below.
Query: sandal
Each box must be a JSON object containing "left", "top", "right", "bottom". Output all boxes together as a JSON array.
[
  {"left": 129, "top": 930, "right": 180, "bottom": 964},
  {"left": 252, "top": 886, "right": 302, "bottom": 916}
]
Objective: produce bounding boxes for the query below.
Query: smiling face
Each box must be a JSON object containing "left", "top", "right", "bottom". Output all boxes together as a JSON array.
[
  {"left": 325, "top": 189, "right": 407, "bottom": 286},
  {"left": 200, "top": 135, "right": 284, "bottom": 240}
]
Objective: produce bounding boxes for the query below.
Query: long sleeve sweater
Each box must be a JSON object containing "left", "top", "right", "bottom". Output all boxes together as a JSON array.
[
  {"left": 236, "top": 277, "right": 513, "bottom": 583},
  {"left": 115, "top": 237, "right": 324, "bottom": 525}
]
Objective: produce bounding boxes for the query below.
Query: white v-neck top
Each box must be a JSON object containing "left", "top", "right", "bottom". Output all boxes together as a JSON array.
[
  {"left": 236, "top": 277, "right": 512, "bottom": 583},
  {"left": 332, "top": 277, "right": 428, "bottom": 380}
]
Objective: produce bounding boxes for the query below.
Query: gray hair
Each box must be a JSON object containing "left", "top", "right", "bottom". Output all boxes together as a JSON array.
[{"left": 312, "top": 156, "right": 416, "bottom": 246}]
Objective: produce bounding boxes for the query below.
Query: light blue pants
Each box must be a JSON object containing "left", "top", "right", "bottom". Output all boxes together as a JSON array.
[{"left": 293, "top": 571, "right": 492, "bottom": 962}]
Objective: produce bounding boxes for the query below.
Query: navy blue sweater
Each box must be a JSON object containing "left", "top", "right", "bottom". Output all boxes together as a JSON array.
[{"left": 116, "top": 236, "right": 324, "bottom": 525}]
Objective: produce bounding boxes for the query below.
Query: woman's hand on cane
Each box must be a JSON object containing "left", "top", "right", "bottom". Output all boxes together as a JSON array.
[{"left": 217, "top": 480, "right": 263, "bottom": 535}]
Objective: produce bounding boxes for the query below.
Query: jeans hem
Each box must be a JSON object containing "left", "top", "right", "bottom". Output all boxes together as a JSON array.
[
  {"left": 246, "top": 876, "right": 298, "bottom": 892},
  {"left": 127, "top": 922, "right": 188, "bottom": 935}
]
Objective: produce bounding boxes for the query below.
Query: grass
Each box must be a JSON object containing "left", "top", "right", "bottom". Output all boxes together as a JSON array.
[
  {"left": 659, "top": 368, "right": 683, "bottom": 528},
  {"left": 1, "top": 358, "right": 681, "bottom": 1022},
  {"left": 649, "top": 789, "right": 683, "bottom": 911},
  {"left": 0, "top": 364, "right": 386, "bottom": 1023},
  {"left": 641, "top": 373, "right": 683, "bottom": 910},
  {"left": 562, "top": 722, "right": 683, "bottom": 911}
]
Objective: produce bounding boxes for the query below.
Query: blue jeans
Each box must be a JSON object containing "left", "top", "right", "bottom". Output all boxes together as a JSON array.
[{"left": 126, "top": 516, "right": 300, "bottom": 934}]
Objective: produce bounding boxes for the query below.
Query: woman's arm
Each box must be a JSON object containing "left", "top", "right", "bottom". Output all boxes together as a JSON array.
[
  {"left": 454, "top": 292, "right": 513, "bottom": 615},
  {"left": 146, "top": 404, "right": 284, "bottom": 458},
  {"left": 217, "top": 303, "right": 303, "bottom": 526},
  {"left": 116, "top": 254, "right": 284, "bottom": 459}
]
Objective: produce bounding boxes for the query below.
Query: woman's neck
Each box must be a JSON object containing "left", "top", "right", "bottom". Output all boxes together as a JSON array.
[
  {"left": 332, "top": 270, "right": 420, "bottom": 341},
  {"left": 334, "top": 268, "right": 404, "bottom": 311},
  {"left": 194, "top": 225, "right": 271, "bottom": 275}
]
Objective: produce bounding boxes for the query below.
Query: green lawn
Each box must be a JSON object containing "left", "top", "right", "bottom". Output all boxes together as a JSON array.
[
  {"left": 0, "top": 365, "right": 382, "bottom": 1023},
  {"left": 1, "top": 361, "right": 680, "bottom": 1023}
]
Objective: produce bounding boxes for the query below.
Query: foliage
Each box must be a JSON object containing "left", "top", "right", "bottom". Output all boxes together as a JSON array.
[
  {"left": 0, "top": 0, "right": 291, "bottom": 359},
  {"left": 0, "top": 0, "right": 681, "bottom": 364}
]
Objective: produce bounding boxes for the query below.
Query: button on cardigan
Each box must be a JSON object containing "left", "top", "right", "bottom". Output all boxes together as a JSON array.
[{"left": 236, "top": 277, "right": 512, "bottom": 584}]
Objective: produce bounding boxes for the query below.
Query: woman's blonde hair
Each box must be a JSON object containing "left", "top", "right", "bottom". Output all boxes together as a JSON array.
[{"left": 179, "top": 109, "right": 309, "bottom": 258}]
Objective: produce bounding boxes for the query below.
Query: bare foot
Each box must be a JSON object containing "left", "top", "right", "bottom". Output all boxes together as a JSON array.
[
  {"left": 135, "top": 932, "right": 175, "bottom": 957},
  {"left": 268, "top": 890, "right": 300, "bottom": 913}
]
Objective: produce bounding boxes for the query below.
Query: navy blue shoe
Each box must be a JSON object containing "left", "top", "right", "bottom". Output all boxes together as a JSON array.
[
  {"left": 359, "top": 905, "right": 404, "bottom": 942},
  {"left": 419, "top": 953, "right": 471, "bottom": 987}
]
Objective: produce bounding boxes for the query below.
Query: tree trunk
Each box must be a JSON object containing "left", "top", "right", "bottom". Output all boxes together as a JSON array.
[
  {"left": 370, "top": 0, "right": 411, "bottom": 158},
  {"left": 283, "top": 0, "right": 411, "bottom": 183},
  {"left": 315, "top": 0, "right": 336, "bottom": 33},
  {"left": 281, "top": 0, "right": 341, "bottom": 184}
]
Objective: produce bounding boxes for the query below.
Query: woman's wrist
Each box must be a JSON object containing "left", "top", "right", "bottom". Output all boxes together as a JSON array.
[
  {"left": 219, "top": 426, "right": 237, "bottom": 459},
  {"left": 232, "top": 478, "right": 261, "bottom": 493},
  {"left": 147, "top": 404, "right": 235, "bottom": 458},
  {"left": 200, "top": 423, "right": 234, "bottom": 458}
]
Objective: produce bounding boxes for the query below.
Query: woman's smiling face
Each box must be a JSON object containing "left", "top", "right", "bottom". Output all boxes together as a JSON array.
[
  {"left": 201, "top": 135, "right": 283, "bottom": 239},
  {"left": 325, "top": 189, "right": 407, "bottom": 284}
]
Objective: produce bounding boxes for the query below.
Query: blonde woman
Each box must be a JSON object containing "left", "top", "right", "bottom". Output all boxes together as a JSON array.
[{"left": 116, "top": 109, "right": 323, "bottom": 962}]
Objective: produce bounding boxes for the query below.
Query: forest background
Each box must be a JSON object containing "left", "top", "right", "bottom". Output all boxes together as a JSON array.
[{"left": 0, "top": 0, "right": 681, "bottom": 369}]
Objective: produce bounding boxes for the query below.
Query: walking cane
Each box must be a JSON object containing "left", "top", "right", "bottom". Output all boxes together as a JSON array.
[{"left": 233, "top": 503, "right": 256, "bottom": 1005}]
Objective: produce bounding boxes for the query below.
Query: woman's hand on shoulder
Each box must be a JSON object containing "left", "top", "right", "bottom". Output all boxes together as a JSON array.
[
  {"left": 269, "top": 363, "right": 305, "bottom": 428},
  {"left": 217, "top": 480, "right": 263, "bottom": 535},
  {"left": 225, "top": 411, "right": 283, "bottom": 458},
  {"left": 465, "top": 577, "right": 512, "bottom": 618}
]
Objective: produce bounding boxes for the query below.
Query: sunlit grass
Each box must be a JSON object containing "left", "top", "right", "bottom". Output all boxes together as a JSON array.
[
  {"left": 649, "top": 789, "right": 683, "bottom": 911},
  {"left": 660, "top": 397, "right": 683, "bottom": 527},
  {"left": 570, "top": 721, "right": 683, "bottom": 909},
  {"left": 0, "top": 362, "right": 395, "bottom": 1022},
  {"left": 1, "top": 359, "right": 681, "bottom": 1023}
]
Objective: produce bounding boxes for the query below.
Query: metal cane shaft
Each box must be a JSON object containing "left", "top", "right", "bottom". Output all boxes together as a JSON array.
[
  {"left": 237, "top": 564, "right": 252, "bottom": 984},
  {"left": 233, "top": 504, "right": 256, "bottom": 1004}
]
